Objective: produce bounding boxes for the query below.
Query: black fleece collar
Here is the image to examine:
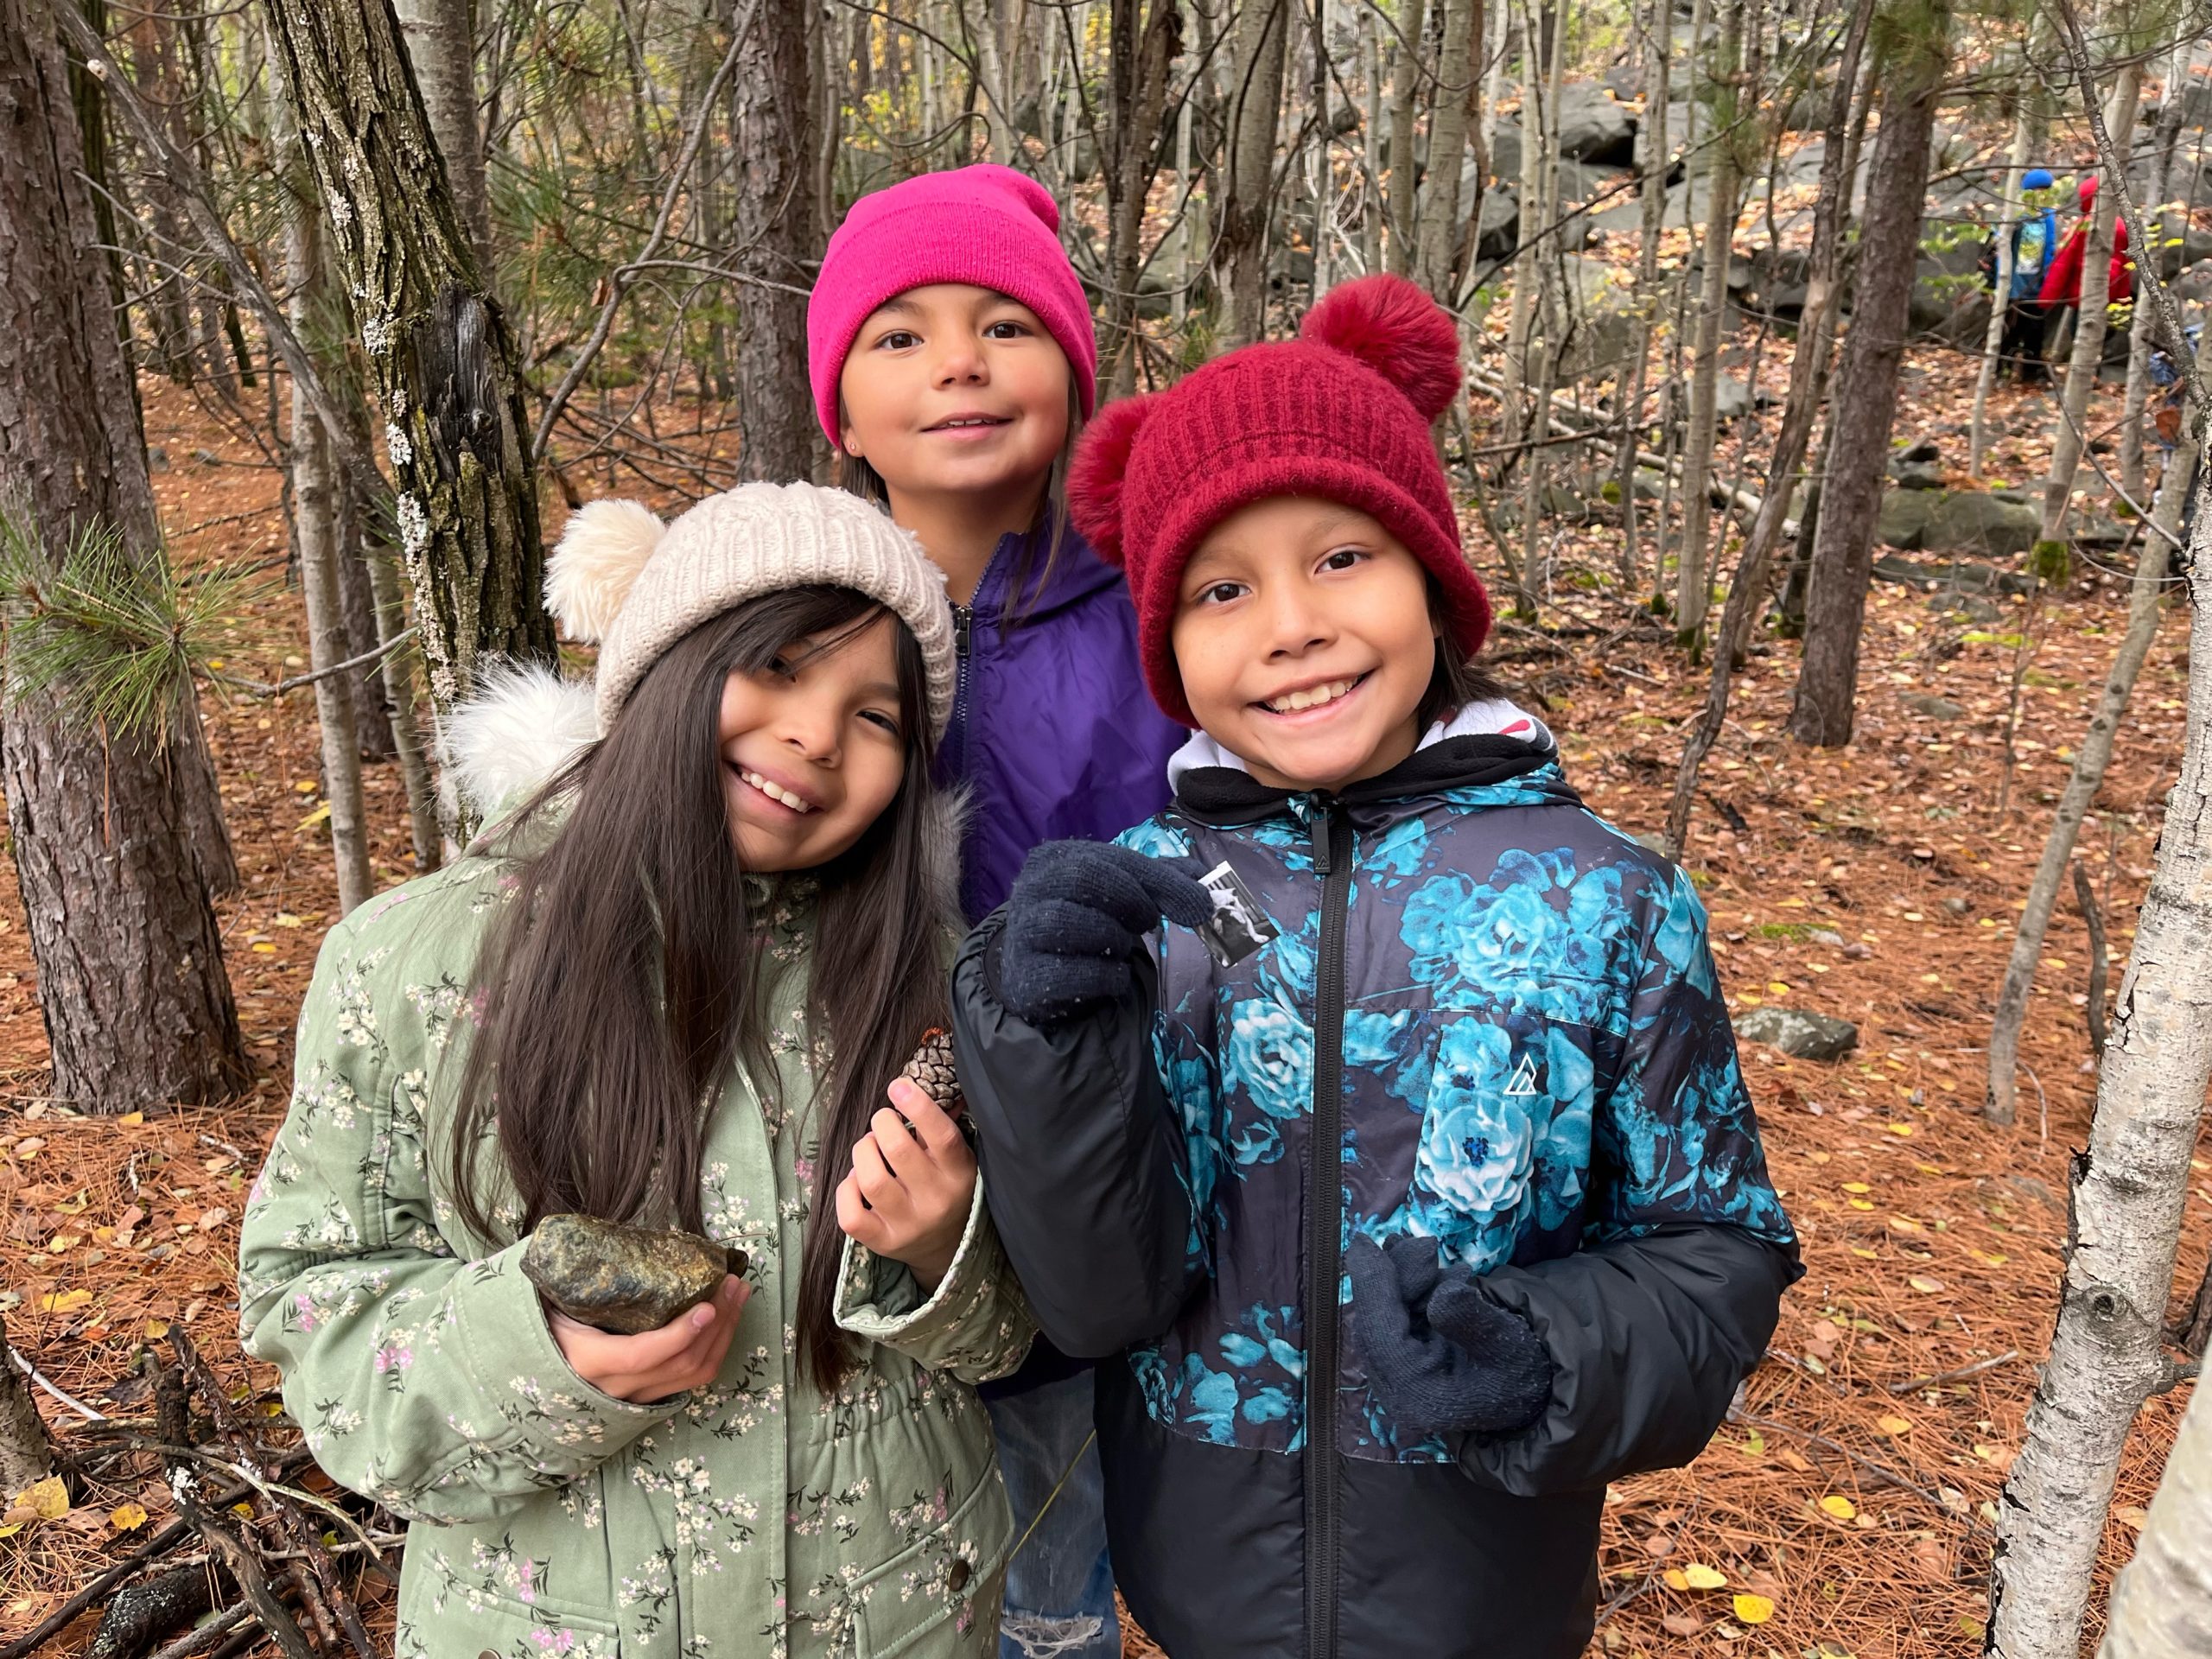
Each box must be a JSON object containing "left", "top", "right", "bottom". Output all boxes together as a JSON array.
[{"left": 1173, "top": 734, "right": 1566, "bottom": 828}]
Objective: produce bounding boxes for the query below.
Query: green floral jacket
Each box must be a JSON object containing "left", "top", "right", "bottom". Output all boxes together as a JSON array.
[{"left": 239, "top": 854, "right": 1034, "bottom": 1659}]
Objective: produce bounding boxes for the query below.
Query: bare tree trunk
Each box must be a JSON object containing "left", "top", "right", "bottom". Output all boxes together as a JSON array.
[
  {"left": 0, "top": 1317, "right": 51, "bottom": 1496},
  {"left": 393, "top": 0, "right": 492, "bottom": 271},
  {"left": 1611, "top": 0, "right": 1669, "bottom": 591},
  {"left": 975, "top": 0, "right": 1017, "bottom": 162},
  {"left": 274, "top": 39, "right": 373, "bottom": 916},
  {"left": 1217, "top": 0, "right": 1287, "bottom": 348},
  {"left": 0, "top": 0, "right": 249, "bottom": 1111},
  {"left": 1986, "top": 477, "right": 2212, "bottom": 1659},
  {"left": 1360, "top": 7, "right": 1383, "bottom": 276},
  {"left": 2039, "top": 64, "right": 2141, "bottom": 547},
  {"left": 2098, "top": 1370, "right": 2212, "bottom": 1658},
  {"left": 1986, "top": 470, "right": 2183, "bottom": 1124},
  {"left": 2117, "top": 48, "right": 2183, "bottom": 504},
  {"left": 1500, "top": 0, "right": 1544, "bottom": 418},
  {"left": 1413, "top": 0, "right": 1480, "bottom": 302},
  {"left": 261, "top": 0, "right": 557, "bottom": 714},
  {"left": 1662, "top": 0, "right": 1873, "bottom": 852},
  {"left": 1101, "top": 0, "right": 1179, "bottom": 396},
  {"left": 1384, "top": 0, "right": 1426, "bottom": 277},
  {"left": 1787, "top": 8, "right": 1948, "bottom": 747},
  {"left": 728, "top": 0, "right": 818, "bottom": 481},
  {"left": 1674, "top": 0, "right": 1744, "bottom": 645}
]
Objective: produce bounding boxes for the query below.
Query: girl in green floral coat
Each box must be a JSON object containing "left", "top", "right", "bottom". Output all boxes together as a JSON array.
[{"left": 239, "top": 483, "right": 1034, "bottom": 1659}]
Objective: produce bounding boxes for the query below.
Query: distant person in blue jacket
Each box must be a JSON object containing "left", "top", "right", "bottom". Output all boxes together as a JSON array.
[
  {"left": 951, "top": 275, "right": 1799, "bottom": 1658},
  {"left": 1998, "top": 168, "right": 2062, "bottom": 383}
]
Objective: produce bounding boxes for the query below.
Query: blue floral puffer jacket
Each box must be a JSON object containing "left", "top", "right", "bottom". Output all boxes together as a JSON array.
[{"left": 952, "top": 728, "right": 1798, "bottom": 1659}]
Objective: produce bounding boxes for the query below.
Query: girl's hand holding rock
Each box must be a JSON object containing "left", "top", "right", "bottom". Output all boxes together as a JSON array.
[
  {"left": 548, "top": 1274, "right": 750, "bottom": 1403},
  {"left": 836, "top": 1077, "right": 976, "bottom": 1291}
]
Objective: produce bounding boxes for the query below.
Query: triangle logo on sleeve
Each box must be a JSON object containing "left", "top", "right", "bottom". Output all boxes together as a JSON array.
[{"left": 1503, "top": 1051, "right": 1541, "bottom": 1098}]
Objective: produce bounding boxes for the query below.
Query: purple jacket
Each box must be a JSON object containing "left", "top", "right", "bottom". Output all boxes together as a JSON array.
[{"left": 935, "top": 518, "right": 1185, "bottom": 925}]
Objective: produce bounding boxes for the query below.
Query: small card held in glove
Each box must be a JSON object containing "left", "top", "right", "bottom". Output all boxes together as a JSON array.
[{"left": 1195, "top": 860, "right": 1280, "bottom": 968}]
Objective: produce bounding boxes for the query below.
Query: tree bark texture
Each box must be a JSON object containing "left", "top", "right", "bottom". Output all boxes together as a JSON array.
[
  {"left": 1985, "top": 435, "right": 2189, "bottom": 1126},
  {"left": 275, "top": 50, "right": 373, "bottom": 917},
  {"left": 1384, "top": 0, "right": 1426, "bottom": 276},
  {"left": 1412, "top": 0, "right": 1479, "bottom": 305},
  {"left": 728, "top": 0, "right": 818, "bottom": 483},
  {"left": 1986, "top": 452, "right": 2212, "bottom": 1659},
  {"left": 1217, "top": 0, "right": 1287, "bottom": 349},
  {"left": 260, "top": 0, "right": 556, "bottom": 712},
  {"left": 1788, "top": 12, "right": 1947, "bottom": 747},
  {"left": 2098, "top": 1369, "right": 2212, "bottom": 1658},
  {"left": 1101, "top": 0, "right": 1179, "bottom": 397},
  {"left": 0, "top": 1318, "right": 53, "bottom": 1496},
  {"left": 0, "top": 0, "right": 249, "bottom": 1113},
  {"left": 392, "top": 0, "right": 492, "bottom": 271}
]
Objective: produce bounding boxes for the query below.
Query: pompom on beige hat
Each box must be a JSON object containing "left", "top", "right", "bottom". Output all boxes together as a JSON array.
[{"left": 542, "top": 481, "right": 957, "bottom": 739}]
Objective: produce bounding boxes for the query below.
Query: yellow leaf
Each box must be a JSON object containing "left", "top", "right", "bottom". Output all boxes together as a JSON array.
[
  {"left": 292, "top": 779, "right": 318, "bottom": 794},
  {"left": 1972, "top": 1249, "right": 2009, "bottom": 1268},
  {"left": 1909, "top": 1275, "right": 1946, "bottom": 1294},
  {"left": 117, "top": 1111, "right": 143, "bottom": 1127},
  {"left": 1663, "top": 1568, "right": 1690, "bottom": 1591},
  {"left": 144, "top": 1320, "right": 169, "bottom": 1339},
  {"left": 1851, "top": 1247, "right": 1878, "bottom": 1260},
  {"left": 15, "top": 1477, "right": 69, "bottom": 1522},
  {"left": 1819, "top": 1495, "right": 1859, "bottom": 1521},
  {"left": 0, "top": 1522, "right": 20, "bottom": 1540},
  {"left": 296, "top": 801, "right": 331, "bottom": 831},
  {"left": 109, "top": 1502, "right": 148, "bottom": 1532},
  {"left": 231, "top": 1502, "right": 253, "bottom": 1519},
  {"left": 1848, "top": 1199, "right": 1874, "bottom": 1211},
  {"left": 1683, "top": 1564, "right": 1727, "bottom": 1589},
  {"left": 1840, "top": 1182, "right": 1871, "bottom": 1194},
  {"left": 1877, "top": 1415, "right": 1912, "bottom": 1437},
  {"left": 1888, "top": 1216, "right": 1923, "bottom": 1234},
  {"left": 1886, "top": 1122, "right": 1916, "bottom": 1137},
  {"left": 37, "top": 1289, "right": 92, "bottom": 1313},
  {"left": 272, "top": 912, "right": 305, "bottom": 928},
  {"left": 1732, "top": 1594, "right": 1775, "bottom": 1625},
  {"left": 251, "top": 943, "right": 277, "bottom": 954}
]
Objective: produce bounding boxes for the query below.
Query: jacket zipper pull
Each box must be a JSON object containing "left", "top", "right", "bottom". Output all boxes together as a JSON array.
[
  {"left": 1310, "top": 799, "right": 1337, "bottom": 876},
  {"left": 953, "top": 604, "right": 972, "bottom": 658}
]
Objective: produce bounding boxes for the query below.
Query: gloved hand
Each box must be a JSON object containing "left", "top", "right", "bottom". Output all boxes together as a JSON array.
[
  {"left": 1347, "top": 1232, "right": 1555, "bottom": 1439},
  {"left": 995, "top": 841, "right": 1214, "bottom": 1025}
]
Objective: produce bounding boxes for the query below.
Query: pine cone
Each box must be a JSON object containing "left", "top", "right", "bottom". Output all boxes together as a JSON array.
[{"left": 901, "top": 1027, "right": 963, "bottom": 1116}]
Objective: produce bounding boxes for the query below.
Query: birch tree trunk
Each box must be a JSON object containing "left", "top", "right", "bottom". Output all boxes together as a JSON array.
[
  {"left": 393, "top": 0, "right": 492, "bottom": 272},
  {"left": 2098, "top": 1372, "right": 2212, "bottom": 1658},
  {"left": 1986, "top": 384, "right": 2193, "bottom": 1127},
  {"left": 0, "top": 0, "right": 249, "bottom": 1111},
  {"left": 1985, "top": 465, "right": 2212, "bottom": 1659},
  {"left": 1674, "top": 0, "right": 1744, "bottom": 645},
  {"left": 1412, "top": 0, "right": 1480, "bottom": 304},
  {"left": 1612, "top": 0, "right": 1669, "bottom": 590},
  {"left": 728, "top": 0, "right": 818, "bottom": 482},
  {"left": 2118, "top": 48, "right": 2183, "bottom": 504},
  {"left": 1501, "top": 0, "right": 1545, "bottom": 421},
  {"left": 1787, "top": 7, "right": 1948, "bottom": 747},
  {"left": 260, "top": 0, "right": 556, "bottom": 714},
  {"left": 1217, "top": 0, "right": 1288, "bottom": 348},
  {"left": 2039, "top": 65, "right": 2141, "bottom": 547},
  {"left": 274, "top": 41, "right": 374, "bottom": 916}
]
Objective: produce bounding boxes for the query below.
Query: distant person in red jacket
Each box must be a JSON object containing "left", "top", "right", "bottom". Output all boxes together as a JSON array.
[{"left": 2040, "top": 174, "right": 2134, "bottom": 362}]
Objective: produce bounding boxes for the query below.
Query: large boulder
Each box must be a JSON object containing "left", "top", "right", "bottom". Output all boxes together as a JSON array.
[
  {"left": 1924, "top": 489, "right": 2040, "bottom": 556},
  {"left": 1554, "top": 252, "right": 1651, "bottom": 385},
  {"left": 1554, "top": 82, "right": 1637, "bottom": 165},
  {"left": 1734, "top": 1006, "right": 1859, "bottom": 1062}
]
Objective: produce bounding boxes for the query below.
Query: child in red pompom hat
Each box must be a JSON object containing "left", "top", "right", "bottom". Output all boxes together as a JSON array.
[{"left": 950, "top": 274, "right": 1798, "bottom": 1656}]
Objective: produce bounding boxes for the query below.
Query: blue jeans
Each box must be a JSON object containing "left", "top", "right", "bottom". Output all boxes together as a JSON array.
[{"left": 985, "top": 1370, "right": 1121, "bottom": 1659}]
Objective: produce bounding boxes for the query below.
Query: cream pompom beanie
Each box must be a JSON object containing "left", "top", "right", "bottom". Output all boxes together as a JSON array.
[{"left": 542, "top": 481, "right": 957, "bottom": 738}]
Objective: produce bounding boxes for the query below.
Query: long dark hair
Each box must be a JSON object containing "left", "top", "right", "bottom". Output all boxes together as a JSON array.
[{"left": 444, "top": 585, "right": 953, "bottom": 1389}]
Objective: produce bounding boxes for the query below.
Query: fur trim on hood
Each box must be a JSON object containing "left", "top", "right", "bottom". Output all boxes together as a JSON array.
[{"left": 441, "top": 660, "right": 600, "bottom": 822}]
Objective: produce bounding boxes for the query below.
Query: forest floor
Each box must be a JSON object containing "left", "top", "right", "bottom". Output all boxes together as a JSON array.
[{"left": 4, "top": 357, "right": 2210, "bottom": 1659}]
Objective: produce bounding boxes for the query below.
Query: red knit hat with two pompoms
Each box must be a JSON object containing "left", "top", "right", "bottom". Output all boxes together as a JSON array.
[{"left": 1068, "top": 274, "right": 1491, "bottom": 727}]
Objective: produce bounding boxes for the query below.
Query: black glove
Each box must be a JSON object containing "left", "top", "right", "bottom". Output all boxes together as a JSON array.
[
  {"left": 995, "top": 841, "right": 1214, "bottom": 1025},
  {"left": 1347, "top": 1232, "right": 1555, "bottom": 1439}
]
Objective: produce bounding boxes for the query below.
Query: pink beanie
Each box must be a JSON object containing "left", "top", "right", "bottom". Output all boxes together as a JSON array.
[{"left": 807, "top": 164, "right": 1098, "bottom": 447}]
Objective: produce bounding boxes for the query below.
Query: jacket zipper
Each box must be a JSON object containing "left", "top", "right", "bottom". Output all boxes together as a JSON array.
[
  {"left": 950, "top": 602, "right": 973, "bottom": 777},
  {"left": 1304, "top": 803, "right": 1351, "bottom": 1658}
]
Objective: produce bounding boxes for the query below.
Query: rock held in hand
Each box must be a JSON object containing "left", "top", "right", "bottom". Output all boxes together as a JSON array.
[{"left": 522, "top": 1214, "right": 747, "bottom": 1336}]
